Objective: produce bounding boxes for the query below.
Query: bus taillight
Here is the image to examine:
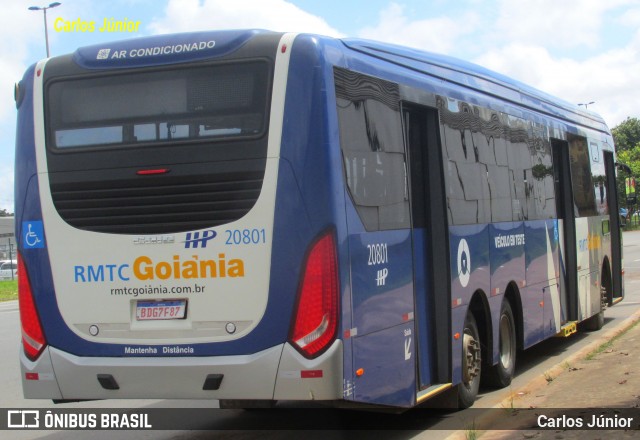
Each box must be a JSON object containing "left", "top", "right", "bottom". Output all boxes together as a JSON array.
[
  {"left": 18, "top": 254, "right": 47, "bottom": 361},
  {"left": 289, "top": 231, "right": 339, "bottom": 359}
]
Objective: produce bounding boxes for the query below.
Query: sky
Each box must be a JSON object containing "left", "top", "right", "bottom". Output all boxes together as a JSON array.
[{"left": 2, "top": 0, "right": 640, "bottom": 212}]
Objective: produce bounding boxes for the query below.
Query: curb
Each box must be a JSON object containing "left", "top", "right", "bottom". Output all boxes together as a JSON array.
[{"left": 444, "top": 307, "right": 640, "bottom": 440}]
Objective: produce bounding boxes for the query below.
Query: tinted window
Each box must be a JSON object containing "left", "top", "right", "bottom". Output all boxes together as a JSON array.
[
  {"left": 334, "top": 68, "right": 410, "bottom": 231},
  {"left": 438, "top": 97, "right": 555, "bottom": 225},
  {"left": 590, "top": 141, "right": 608, "bottom": 215},
  {"left": 47, "top": 61, "right": 270, "bottom": 149},
  {"left": 568, "top": 136, "right": 597, "bottom": 217}
]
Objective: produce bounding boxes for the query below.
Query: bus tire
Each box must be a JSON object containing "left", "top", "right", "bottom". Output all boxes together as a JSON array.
[
  {"left": 582, "top": 310, "right": 604, "bottom": 331},
  {"left": 458, "top": 312, "right": 481, "bottom": 409},
  {"left": 484, "top": 300, "right": 516, "bottom": 388},
  {"left": 218, "top": 399, "right": 276, "bottom": 410},
  {"left": 581, "top": 284, "right": 606, "bottom": 332}
]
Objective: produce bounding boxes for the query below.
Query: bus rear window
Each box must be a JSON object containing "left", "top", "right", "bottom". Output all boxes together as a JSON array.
[{"left": 46, "top": 61, "right": 270, "bottom": 149}]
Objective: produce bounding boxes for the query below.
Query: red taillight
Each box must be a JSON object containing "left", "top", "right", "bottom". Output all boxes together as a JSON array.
[
  {"left": 18, "top": 254, "right": 46, "bottom": 361},
  {"left": 289, "top": 231, "right": 339, "bottom": 359}
]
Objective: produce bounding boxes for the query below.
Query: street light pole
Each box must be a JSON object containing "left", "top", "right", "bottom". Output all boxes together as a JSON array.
[
  {"left": 28, "top": 2, "right": 62, "bottom": 58},
  {"left": 8, "top": 238, "right": 14, "bottom": 281},
  {"left": 578, "top": 101, "right": 595, "bottom": 110}
]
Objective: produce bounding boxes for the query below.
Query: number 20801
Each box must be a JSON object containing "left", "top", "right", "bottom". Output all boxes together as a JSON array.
[
  {"left": 367, "top": 243, "right": 388, "bottom": 265},
  {"left": 225, "top": 228, "right": 267, "bottom": 245}
]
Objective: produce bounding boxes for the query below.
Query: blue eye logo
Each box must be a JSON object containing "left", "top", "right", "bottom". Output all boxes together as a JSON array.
[{"left": 457, "top": 238, "right": 471, "bottom": 287}]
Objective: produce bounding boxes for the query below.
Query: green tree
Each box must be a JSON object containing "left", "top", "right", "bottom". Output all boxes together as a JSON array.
[
  {"left": 0, "top": 208, "right": 13, "bottom": 217},
  {"left": 612, "top": 117, "right": 640, "bottom": 152},
  {"left": 617, "top": 145, "right": 640, "bottom": 176},
  {"left": 612, "top": 118, "right": 640, "bottom": 213}
]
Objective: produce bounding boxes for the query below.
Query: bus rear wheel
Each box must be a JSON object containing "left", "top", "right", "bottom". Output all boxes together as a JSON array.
[
  {"left": 581, "top": 285, "right": 606, "bottom": 332},
  {"left": 458, "top": 312, "right": 481, "bottom": 409},
  {"left": 484, "top": 300, "right": 516, "bottom": 388}
]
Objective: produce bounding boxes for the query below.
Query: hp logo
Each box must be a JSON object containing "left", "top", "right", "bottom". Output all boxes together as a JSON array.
[{"left": 184, "top": 230, "right": 217, "bottom": 248}]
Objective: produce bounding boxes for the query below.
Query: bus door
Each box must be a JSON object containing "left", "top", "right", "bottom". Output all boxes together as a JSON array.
[
  {"left": 403, "top": 104, "right": 451, "bottom": 396},
  {"left": 604, "top": 151, "right": 624, "bottom": 302},
  {"left": 551, "top": 139, "right": 578, "bottom": 322},
  {"left": 336, "top": 68, "right": 418, "bottom": 408}
]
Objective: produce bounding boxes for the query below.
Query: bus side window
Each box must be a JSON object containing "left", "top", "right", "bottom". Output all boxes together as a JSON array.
[
  {"left": 334, "top": 68, "right": 410, "bottom": 231},
  {"left": 568, "top": 135, "right": 598, "bottom": 217},
  {"left": 438, "top": 99, "right": 556, "bottom": 225}
]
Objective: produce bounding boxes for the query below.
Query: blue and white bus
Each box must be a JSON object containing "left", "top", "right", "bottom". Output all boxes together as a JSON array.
[{"left": 15, "top": 30, "right": 623, "bottom": 409}]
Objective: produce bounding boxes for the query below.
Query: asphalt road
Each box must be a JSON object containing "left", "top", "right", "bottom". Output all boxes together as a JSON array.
[{"left": 2, "top": 231, "right": 640, "bottom": 440}]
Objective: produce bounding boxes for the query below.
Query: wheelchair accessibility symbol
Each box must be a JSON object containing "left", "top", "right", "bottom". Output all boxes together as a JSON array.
[{"left": 23, "top": 221, "right": 45, "bottom": 249}]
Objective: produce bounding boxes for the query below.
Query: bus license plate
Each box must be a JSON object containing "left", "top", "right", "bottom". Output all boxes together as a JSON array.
[{"left": 136, "top": 300, "right": 187, "bottom": 321}]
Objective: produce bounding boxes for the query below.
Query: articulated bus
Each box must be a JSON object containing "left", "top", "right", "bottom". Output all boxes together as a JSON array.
[{"left": 15, "top": 30, "right": 623, "bottom": 409}]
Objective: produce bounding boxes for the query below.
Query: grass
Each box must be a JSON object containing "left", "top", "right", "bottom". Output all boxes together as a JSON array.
[
  {"left": 586, "top": 318, "right": 640, "bottom": 360},
  {"left": 0, "top": 280, "right": 18, "bottom": 302},
  {"left": 464, "top": 420, "right": 478, "bottom": 440}
]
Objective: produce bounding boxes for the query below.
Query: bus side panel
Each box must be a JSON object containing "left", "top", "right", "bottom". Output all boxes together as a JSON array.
[
  {"left": 577, "top": 216, "right": 605, "bottom": 322},
  {"left": 351, "top": 323, "right": 415, "bottom": 407},
  {"left": 275, "top": 35, "right": 352, "bottom": 400},
  {"left": 542, "top": 220, "right": 562, "bottom": 338},
  {"left": 269, "top": 160, "right": 314, "bottom": 339},
  {"left": 449, "top": 225, "right": 490, "bottom": 386},
  {"left": 575, "top": 217, "right": 592, "bottom": 321},
  {"left": 523, "top": 220, "right": 561, "bottom": 347},
  {"left": 15, "top": 66, "right": 69, "bottom": 398},
  {"left": 14, "top": 64, "right": 37, "bottom": 224},
  {"left": 349, "top": 230, "right": 413, "bottom": 334},
  {"left": 15, "top": 64, "right": 68, "bottom": 360},
  {"left": 488, "top": 222, "right": 525, "bottom": 363},
  {"left": 346, "top": 224, "right": 416, "bottom": 407}
]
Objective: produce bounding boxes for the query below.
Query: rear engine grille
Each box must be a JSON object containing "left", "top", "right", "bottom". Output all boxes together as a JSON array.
[{"left": 50, "top": 169, "right": 264, "bottom": 234}]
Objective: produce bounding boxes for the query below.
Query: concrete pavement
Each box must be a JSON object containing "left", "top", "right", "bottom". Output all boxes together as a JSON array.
[{"left": 447, "top": 308, "right": 640, "bottom": 439}]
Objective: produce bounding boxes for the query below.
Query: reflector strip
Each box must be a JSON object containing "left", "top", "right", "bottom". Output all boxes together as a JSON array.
[
  {"left": 301, "top": 370, "right": 323, "bottom": 379},
  {"left": 136, "top": 168, "right": 170, "bottom": 175},
  {"left": 344, "top": 327, "right": 358, "bottom": 339},
  {"left": 279, "top": 370, "right": 324, "bottom": 379}
]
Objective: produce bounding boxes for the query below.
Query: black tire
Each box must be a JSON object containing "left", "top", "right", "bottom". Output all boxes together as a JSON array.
[
  {"left": 581, "top": 283, "right": 607, "bottom": 332},
  {"left": 458, "top": 312, "right": 481, "bottom": 409},
  {"left": 218, "top": 399, "right": 276, "bottom": 410},
  {"left": 581, "top": 310, "right": 604, "bottom": 331},
  {"left": 483, "top": 300, "right": 516, "bottom": 388}
]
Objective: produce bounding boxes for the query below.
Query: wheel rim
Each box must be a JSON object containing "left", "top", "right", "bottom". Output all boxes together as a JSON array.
[
  {"left": 498, "top": 313, "right": 514, "bottom": 370},
  {"left": 462, "top": 329, "right": 481, "bottom": 385}
]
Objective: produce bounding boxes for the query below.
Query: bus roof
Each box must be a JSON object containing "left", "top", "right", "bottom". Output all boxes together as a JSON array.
[
  {"left": 341, "top": 38, "right": 609, "bottom": 134},
  {"left": 66, "top": 29, "right": 609, "bottom": 135}
]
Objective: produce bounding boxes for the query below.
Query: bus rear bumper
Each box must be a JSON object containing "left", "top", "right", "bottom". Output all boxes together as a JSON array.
[
  {"left": 20, "top": 345, "right": 64, "bottom": 400},
  {"left": 21, "top": 341, "right": 343, "bottom": 401}
]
